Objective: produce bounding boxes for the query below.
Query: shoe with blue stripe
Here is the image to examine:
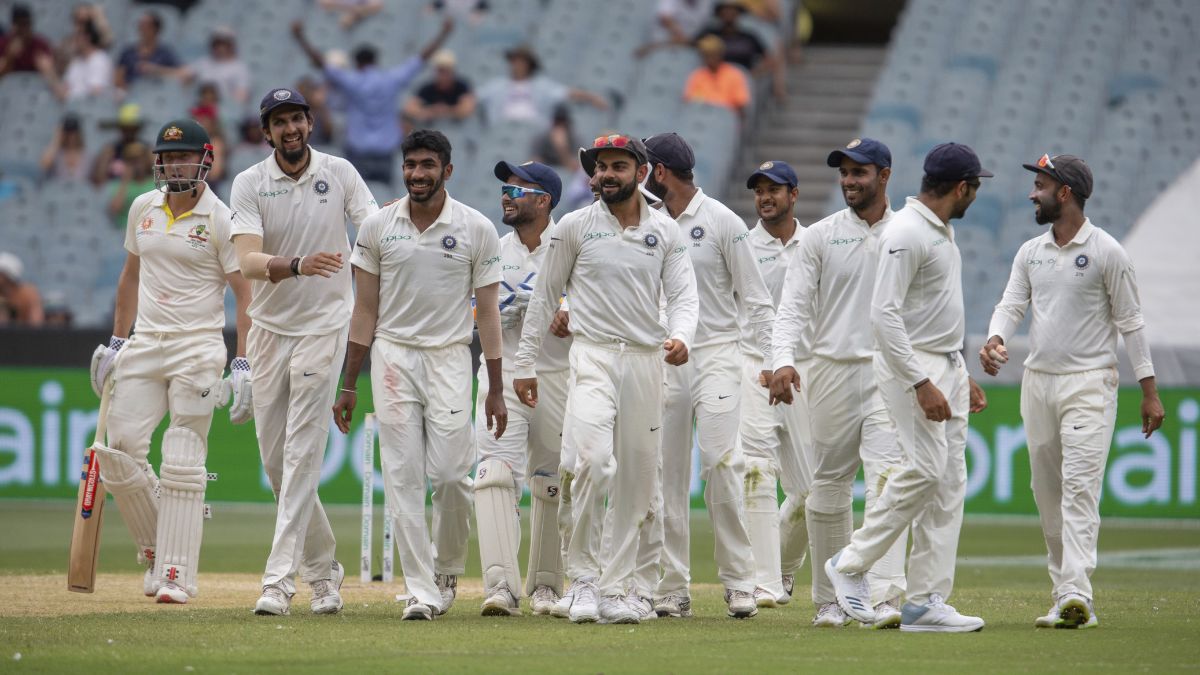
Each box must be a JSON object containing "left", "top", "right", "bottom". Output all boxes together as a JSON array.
[{"left": 824, "top": 550, "right": 876, "bottom": 624}]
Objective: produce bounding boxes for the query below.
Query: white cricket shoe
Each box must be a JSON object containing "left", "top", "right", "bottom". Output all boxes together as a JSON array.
[
  {"left": 778, "top": 574, "right": 793, "bottom": 605},
  {"left": 599, "top": 594, "right": 639, "bottom": 624},
  {"left": 654, "top": 594, "right": 693, "bottom": 618},
  {"left": 625, "top": 594, "right": 657, "bottom": 622},
  {"left": 481, "top": 584, "right": 520, "bottom": 617},
  {"left": 435, "top": 574, "right": 457, "bottom": 616},
  {"left": 863, "top": 599, "right": 901, "bottom": 629},
  {"left": 900, "top": 594, "right": 984, "bottom": 633},
  {"left": 310, "top": 560, "right": 345, "bottom": 615},
  {"left": 550, "top": 581, "right": 576, "bottom": 619},
  {"left": 813, "top": 602, "right": 850, "bottom": 627},
  {"left": 825, "top": 550, "right": 875, "bottom": 623},
  {"left": 402, "top": 597, "right": 434, "bottom": 621},
  {"left": 569, "top": 579, "right": 599, "bottom": 624},
  {"left": 530, "top": 585, "right": 560, "bottom": 615},
  {"left": 1034, "top": 600, "right": 1099, "bottom": 629},
  {"left": 254, "top": 584, "right": 292, "bottom": 616},
  {"left": 754, "top": 587, "right": 779, "bottom": 609},
  {"left": 725, "top": 589, "right": 758, "bottom": 619},
  {"left": 155, "top": 582, "right": 189, "bottom": 604}
]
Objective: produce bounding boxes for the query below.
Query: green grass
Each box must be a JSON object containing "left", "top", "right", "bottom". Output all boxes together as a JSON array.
[{"left": 1, "top": 501, "right": 1198, "bottom": 674}]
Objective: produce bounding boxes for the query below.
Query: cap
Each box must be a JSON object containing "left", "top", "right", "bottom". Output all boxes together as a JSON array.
[
  {"left": 578, "top": 146, "right": 595, "bottom": 177},
  {"left": 745, "top": 160, "right": 798, "bottom": 188},
  {"left": 826, "top": 137, "right": 892, "bottom": 169},
  {"left": 696, "top": 34, "right": 725, "bottom": 54},
  {"left": 153, "top": 118, "right": 211, "bottom": 154},
  {"left": 643, "top": 132, "right": 696, "bottom": 171},
  {"left": 0, "top": 252, "right": 22, "bottom": 282},
  {"left": 583, "top": 133, "right": 648, "bottom": 166},
  {"left": 1022, "top": 153, "right": 1093, "bottom": 199},
  {"left": 494, "top": 160, "right": 563, "bottom": 208},
  {"left": 117, "top": 103, "right": 142, "bottom": 127},
  {"left": 504, "top": 45, "right": 540, "bottom": 72},
  {"left": 923, "top": 142, "right": 994, "bottom": 181},
  {"left": 431, "top": 49, "right": 456, "bottom": 68},
  {"left": 258, "top": 87, "right": 310, "bottom": 126}
]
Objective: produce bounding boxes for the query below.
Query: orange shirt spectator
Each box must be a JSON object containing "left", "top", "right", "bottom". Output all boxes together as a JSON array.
[{"left": 684, "top": 36, "right": 750, "bottom": 115}]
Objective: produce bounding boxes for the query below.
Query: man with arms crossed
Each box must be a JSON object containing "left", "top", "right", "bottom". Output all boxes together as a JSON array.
[
  {"left": 825, "top": 143, "right": 989, "bottom": 632},
  {"left": 769, "top": 139, "right": 908, "bottom": 628},
  {"left": 980, "top": 153, "right": 1163, "bottom": 629},
  {"left": 230, "top": 87, "right": 378, "bottom": 616},
  {"left": 332, "top": 130, "right": 507, "bottom": 621},
  {"left": 514, "top": 134, "right": 698, "bottom": 625},
  {"left": 92, "top": 118, "right": 250, "bottom": 604}
]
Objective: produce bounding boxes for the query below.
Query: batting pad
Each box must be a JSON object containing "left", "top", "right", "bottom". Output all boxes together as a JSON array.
[
  {"left": 743, "top": 458, "right": 781, "bottom": 592},
  {"left": 473, "top": 459, "right": 521, "bottom": 598},
  {"left": 805, "top": 497, "right": 854, "bottom": 604},
  {"left": 778, "top": 491, "right": 810, "bottom": 575},
  {"left": 94, "top": 444, "right": 159, "bottom": 560},
  {"left": 156, "top": 427, "right": 207, "bottom": 596},
  {"left": 524, "top": 474, "right": 563, "bottom": 596}
]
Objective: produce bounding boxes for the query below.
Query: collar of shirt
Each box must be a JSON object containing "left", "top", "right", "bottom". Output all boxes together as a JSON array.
[
  {"left": 596, "top": 193, "right": 656, "bottom": 229},
  {"left": 392, "top": 193, "right": 455, "bottom": 230},
  {"left": 149, "top": 182, "right": 217, "bottom": 222},
  {"left": 679, "top": 187, "right": 706, "bottom": 219},
  {"left": 266, "top": 146, "right": 321, "bottom": 183},
  {"left": 513, "top": 218, "right": 556, "bottom": 254},
  {"left": 845, "top": 199, "right": 893, "bottom": 230},
  {"left": 1039, "top": 217, "right": 1095, "bottom": 249},
  {"left": 750, "top": 218, "right": 804, "bottom": 247},
  {"left": 904, "top": 195, "right": 951, "bottom": 232}
]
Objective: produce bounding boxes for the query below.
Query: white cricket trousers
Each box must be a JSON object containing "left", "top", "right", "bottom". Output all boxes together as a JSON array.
[
  {"left": 1022, "top": 366, "right": 1118, "bottom": 602},
  {"left": 805, "top": 356, "right": 907, "bottom": 606},
  {"left": 738, "top": 355, "right": 813, "bottom": 598},
  {"left": 659, "top": 341, "right": 756, "bottom": 597},
  {"left": 250, "top": 324, "right": 345, "bottom": 591},
  {"left": 373, "top": 339, "right": 475, "bottom": 609},
  {"left": 836, "top": 350, "right": 968, "bottom": 606},
  {"left": 563, "top": 338, "right": 663, "bottom": 598}
]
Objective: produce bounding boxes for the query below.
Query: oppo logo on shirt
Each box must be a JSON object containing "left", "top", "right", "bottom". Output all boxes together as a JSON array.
[
  {"left": 829, "top": 237, "right": 864, "bottom": 246},
  {"left": 258, "top": 188, "right": 291, "bottom": 198},
  {"left": 931, "top": 237, "right": 948, "bottom": 247},
  {"left": 382, "top": 234, "right": 412, "bottom": 242},
  {"left": 481, "top": 256, "right": 501, "bottom": 267},
  {"left": 583, "top": 232, "right": 616, "bottom": 240},
  {"left": 758, "top": 256, "right": 777, "bottom": 264}
]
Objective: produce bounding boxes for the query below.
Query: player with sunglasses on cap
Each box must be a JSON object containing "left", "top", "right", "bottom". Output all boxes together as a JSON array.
[
  {"left": 825, "top": 142, "right": 990, "bottom": 633},
  {"left": 514, "top": 133, "right": 698, "bottom": 625},
  {"left": 980, "top": 153, "right": 1163, "bottom": 629}
]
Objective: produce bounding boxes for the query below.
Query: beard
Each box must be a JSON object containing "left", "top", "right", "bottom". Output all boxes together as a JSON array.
[
  {"left": 279, "top": 143, "right": 307, "bottom": 165},
  {"left": 501, "top": 201, "right": 535, "bottom": 226},
  {"left": 643, "top": 172, "right": 668, "bottom": 200},
  {"left": 843, "top": 182, "right": 880, "bottom": 211},
  {"left": 1033, "top": 195, "right": 1061, "bottom": 225},
  {"left": 600, "top": 178, "right": 636, "bottom": 205},
  {"left": 407, "top": 174, "right": 444, "bottom": 203}
]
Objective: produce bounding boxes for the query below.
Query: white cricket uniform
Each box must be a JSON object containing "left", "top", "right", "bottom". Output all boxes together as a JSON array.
[
  {"left": 835, "top": 197, "right": 968, "bottom": 607},
  {"left": 772, "top": 205, "right": 907, "bottom": 607},
  {"left": 736, "top": 219, "right": 813, "bottom": 599},
  {"left": 105, "top": 185, "right": 238, "bottom": 590},
  {"left": 229, "top": 148, "right": 378, "bottom": 591},
  {"left": 515, "top": 196, "right": 698, "bottom": 598},
  {"left": 988, "top": 218, "right": 1154, "bottom": 602},
  {"left": 351, "top": 194, "right": 501, "bottom": 610},
  {"left": 657, "top": 188, "right": 774, "bottom": 599}
]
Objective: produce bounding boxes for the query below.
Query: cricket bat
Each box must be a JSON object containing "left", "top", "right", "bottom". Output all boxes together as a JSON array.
[{"left": 68, "top": 380, "right": 113, "bottom": 593}]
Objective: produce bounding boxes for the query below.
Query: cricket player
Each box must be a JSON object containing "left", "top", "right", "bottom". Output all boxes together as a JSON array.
[
  {"left": 91, "top": 118, "right": 250, "bottom": 604},
  {"left": 331, "top": 129, "right": 506, "bottom": 621},
  {"left": 514, "top": 134, "right": 698, "bottom": 625},
  {"left": 641, "top": 132, "right": 774, "bottom": 620},
  {"left": 471, "top": 160, "right": 571, "bottom": 617},
  {"left": 825, "top": 142, "right": 990, "bottom": 632},
  {"left": 737, "top": 160, "right": 812, "bottom": 609},
  {"left": 769, "top": 139, "right": 909, "bottom": 628},
  {"left": 230, "top": 87, "right": 379, "bottom": 616},
  {"left": 980, "top": 153, "right": 1164, "bottom": 629}
]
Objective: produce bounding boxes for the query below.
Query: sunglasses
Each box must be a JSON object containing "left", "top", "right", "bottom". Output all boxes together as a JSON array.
[
  {"left": 1036, "top": 153, "right": 1055, "bottom": 170},
  {"left": 501, "top": 184, "right": 549, "bottom": 199},
  {"left": 593, "top": 134, "right": 632, "bottom": 148}
]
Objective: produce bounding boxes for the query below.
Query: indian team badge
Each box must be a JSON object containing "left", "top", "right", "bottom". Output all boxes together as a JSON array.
[
  {"left": 273, "top": 89, "right": 291, "bottom": 101},
  {"left": 313, "top": 179, "right": 330, "bottom": 195},
  {"left": 442, "top": 235, "right": 458, "bottom": 250},
  {"left": 1074, "top": 254, "right": 1090, "bottom": 270},
  {"left": 644, "top": 233, "right": 659, "bottom": 248},
  {"left": 162, "top": 125, "right": 183, "bottom": 142},
  {"left": 846, "top": 138, "right": 862, "bottom": 149},
  {"left": 759, "top": 161, "right": 774, "bottom": 170},
  {"left": 690, "top": 225, "right": 706, "bottom": 241}
]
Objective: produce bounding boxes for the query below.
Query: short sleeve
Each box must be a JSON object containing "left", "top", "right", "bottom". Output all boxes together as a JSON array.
[
  {"left": 212, "top": 208, "right": 240, "bottom": 274},
  {"left": 228, "top": 171, "right": 264, "bottom": 238},
  {"left": 471, "top": 219, "right": 503, "bottom": 288},
  {"left": 123, "top": 196, "right": 142, "bottom": 255},
  {"left": 350, "top": 212, "right": 382, "bottom": 275}
]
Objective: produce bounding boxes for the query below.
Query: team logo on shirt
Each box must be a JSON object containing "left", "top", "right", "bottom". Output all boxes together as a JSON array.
[
  {"left": 313, "top": 179, "right": 330, "bottom": 195},
  {"left": 442, "top": 235, "right": 458, "bottom": 250},
  {"left": 690, "top": 225, "right": 706, "bottom": 241},
  {"left": 186, "top": 223, "right": 210, "bottom": 250},
  {"left": 644, "top": 234, "right": 659, "bottom": 248},
  {"left": 1074, "top": 254, "right": 1090, "bottom": 270},
  {"left": 139, "top": 217, "right": 153, "bottom": 231}
]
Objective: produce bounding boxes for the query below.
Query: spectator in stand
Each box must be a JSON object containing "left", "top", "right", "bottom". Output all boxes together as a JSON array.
[
  {"left": 295, "top": 75, "right": 336, "bottom": 146},
  {"left": 428, "top": 0, "right": 489, "bottom": 24},
  {"left": 476, "top": 45, "right": 609, "bottom": 131},
  {"left": 235, "top": 114, "right": 269, "bottom": 153},
  {"left": 190, "top": 91, "right": 228, "bottom": 188},
  {"left": 105, "top": 141, "right": 155, "bottom": 229},
  {"left": 55, "top": 3, "right": 114, "bottom": 71},
  {"left": 57, "top": 18, "right": 112, "bottom": 102},
  {"left": 696, "top": 1, "right": 785, "bottom": 99},
  {"left": 114, "top": 11, "right": 181, "bottom": 90},
  {"left": 0, "top": 5, "right": 56, "bottom": 86},
  {"left": 320, "top": 0, "right": 383, "bottom": 30},
  {"left": 0, "top": 252, "right": 44, "bottom": 328},
  {"left": 292, "top": 16, "right": 454, "bottom": 183},
  {"left": 640, "top": 0, "right": 713, "bottom": 53},
  {"left": 403, "top": 49, "right": 475, "bottom": 127},
  {"left": 42, "top": 291, "right": 73, "bottom": 328},
  {"left": 531, "top": 104, "right": 580, "bottom": 170},
  {"left": 91, "top": 103, "right": 146, "bottom": 186},
  {"left": 683, "top": 35, "right": 750, "bottom": 118},
  {"left": 180, "top": 28, "right": 250, "bottom": 107},
  {"left": 40, "top": 114, "right": 90, "bottom": 182}
]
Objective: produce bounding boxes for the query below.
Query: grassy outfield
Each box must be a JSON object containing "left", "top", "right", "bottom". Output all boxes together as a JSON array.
[{"left": 1, "top": 501, "right": 1197, "bottom": 674}]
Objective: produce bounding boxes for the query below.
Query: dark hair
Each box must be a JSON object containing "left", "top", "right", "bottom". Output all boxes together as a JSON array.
[
  {"left": 353, "top": 45, "right": 377, "bottom": 67},
  {"left": 12, "top": 4, "right": 31, "bottom": 23},
  {"left": 82, "top": 19, "right": 101, "bottom": 47},
  {"left": 920, "top": 174, "right": 960, "bottom": 198},
  {"left": 669, "top": 167, "right": 694, "bottom": 182},
  {"left": 402, "top": 129, "right": 452, "bottom": 166},
  {"left": 144, "top": 11, "right": 162, "bottom": 33}
]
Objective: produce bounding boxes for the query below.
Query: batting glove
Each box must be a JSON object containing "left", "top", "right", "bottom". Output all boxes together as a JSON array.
[
  {"left": 226, "top": 357, "right": 253, "bottom": 424},
  {"left": 89, "top": 335, "right": 126, "bottom": 398}
]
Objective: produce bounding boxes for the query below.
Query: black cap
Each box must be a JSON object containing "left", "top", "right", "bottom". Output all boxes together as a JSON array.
[
  {"left": 578, "top": 147, "right": 594, "bottom": 177},
  {"left": 643, "top": 132, "right": 696, "bottom": 171},
  {"left": 745, "top": 160, "right": 798, "bottom": 188},
  {"left": 494, "top": 160, "right": 563, "bottom": 208},
  {"left": 583, "top": 134, "right": 648, "bottom": 166},
  {"left": 827, "top": 137, "right": 892, "bottom": 169},
  {"left": 1022, "top": 153, "right": 1093, "bottom": 199},
  {"left": 152, "top": 118, "right": 211, "bottom": 154},
  {"left": 258, "top": 88, "right": 310, "bottom": 126},
  {"left": 923, "top": 142, "right": 994, "bottom": 181}
]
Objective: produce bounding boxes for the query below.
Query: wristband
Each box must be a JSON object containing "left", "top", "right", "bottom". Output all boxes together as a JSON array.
[
  {"left": 339, "top": 387, "right": 357, "bottom": 393},
  {"left": 913, "top": 378, "right": 930, "bottom": 390},
  {"left": 291, "top": 257, "right": 302, "bottom": 277}
]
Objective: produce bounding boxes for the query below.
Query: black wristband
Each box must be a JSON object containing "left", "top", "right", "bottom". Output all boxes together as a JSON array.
[{"left": 290, "top": 257, "right": 301, "bottom": 277}]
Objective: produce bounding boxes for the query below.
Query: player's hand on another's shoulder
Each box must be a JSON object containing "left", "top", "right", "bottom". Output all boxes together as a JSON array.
[
  {"left": 301, "top": 252, "right": 343, "bottom": 278},
  {"left": 332, "top": 389, "right": 356, "bottom": 434},
  {"left": 513, "top": 377, "right": 538, "bottom": 408},
  {"left": 979, "top": 337, "right": 1008, "bottom": 376},
  {"left": 663, "top": 339, "right": 688, "bottom": 366},
  {"left": 769, "top": 366, "right": 799, "bottom": 406}
]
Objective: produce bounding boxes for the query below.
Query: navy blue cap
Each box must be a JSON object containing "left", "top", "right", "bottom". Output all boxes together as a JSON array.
[
  {"left": 643, "top": 132, "right": 696, "bottom": 171},
  {"left": 494, "top": 160, "right": 562, "bottom": 208},
  {"left": 923, "top": 142, "right": 994, "bottom": 181},
  {"left": 826, "top": 137, "right": 892, "bottom": 169},
  {"left": 258, "top": 88, "right": 310, "bottom": 126},
  {"left": 745, "top": 160, "right": 798, "bottom": 188}
]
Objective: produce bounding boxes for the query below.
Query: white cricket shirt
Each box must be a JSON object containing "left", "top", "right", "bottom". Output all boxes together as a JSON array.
[
  {"left": 351, "top": 194, "right": 502, "bottom": 349},
  {"left": 988, "top": 218, "right": 1155, "bottom": 380},
  {"left": 229, "top": 147, "right": 378, "bottom": 336},
  {"left": 871, "top": 196, "right": 965, "bottom": 387},
  {"left": 124, "top": 185, "right": 239, "bottom": 333},
  {"left": 738, "top": 219, "right": 806, "bottom": 360},
  {"left": 485, "top": 222, "right": 572, "bottom": 373},
  {"left": 772, "top": 205, "right": 894, "bottom": 371},
  {"left": 514, "top": 196, "right": 699, "bottom": 380},
  {"left": 675, "top": 188, "right": 775, "bottom": 355}
]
